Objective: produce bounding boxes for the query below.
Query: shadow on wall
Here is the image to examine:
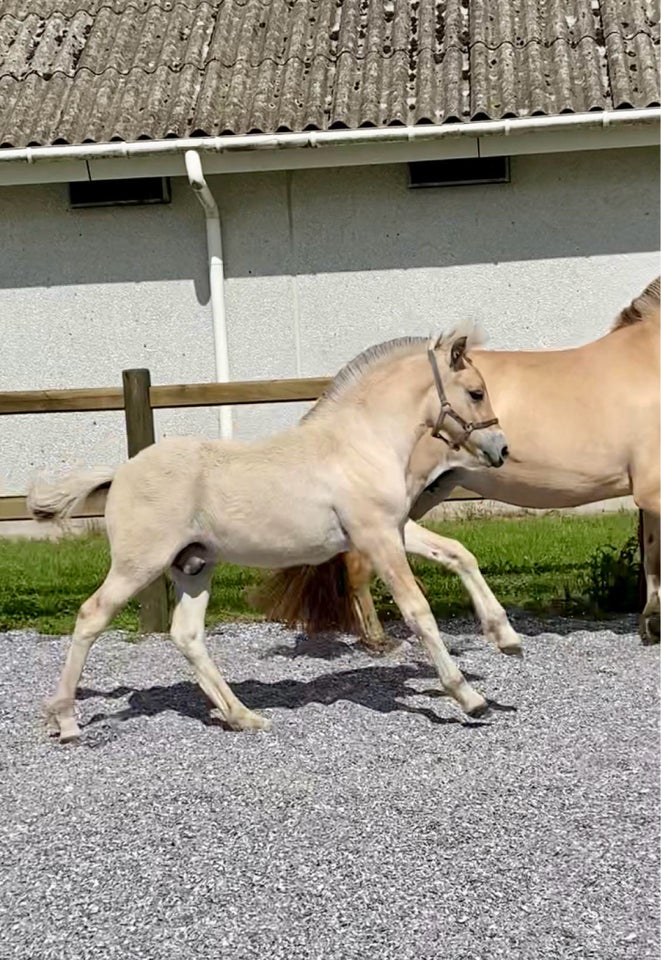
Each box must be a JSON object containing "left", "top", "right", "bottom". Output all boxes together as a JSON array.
[
  {"left": 0, "top": 148, "right": 658, "bottom": 294},
  {"left": 0, "top": 179, "right": 211, "bottom": 301}
]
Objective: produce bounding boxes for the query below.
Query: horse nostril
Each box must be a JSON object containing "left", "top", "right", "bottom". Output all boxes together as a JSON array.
[{"left": 501, "top": 445, "right": 509, "bottom": 459}]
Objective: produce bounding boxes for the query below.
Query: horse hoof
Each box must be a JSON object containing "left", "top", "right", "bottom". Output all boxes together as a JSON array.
[
  {"left": 45, "top": 718, "right": 60, "bottom": 738},
  {"left": 640, "top": 612, "right": 660, "bottom": 645},
  {"left": 460, "top": 687, "right": 489, "bottom": 718},
  {"left": 360, "top": 637, "right": 403, "bottom": 657},
  {"left": 500, "top": 639, "right": 523, "bottom": 658},
  {"left": 466, "top": 699, "right": 491, "bottom": 720},
  {"left": 58, "top": 716, "right": 82, "bottom": 743},
  {"left": 229, "top": 710, "right": 272, "bottom": 732}
]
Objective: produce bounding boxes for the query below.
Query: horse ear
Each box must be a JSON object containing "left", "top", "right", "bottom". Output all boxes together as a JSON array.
[{"left": 450, "top": 335, "right": 468, "bottom": 370}]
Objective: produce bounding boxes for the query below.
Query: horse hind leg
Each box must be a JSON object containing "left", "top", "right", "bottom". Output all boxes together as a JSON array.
[
  {"left": 169, "top": 564, "right": 271, "bottom": 731},
  {"left": 46, "top": 566, "right": 144, "bottom": 742},
  {"left": 632, "top": 467, "right": 660, "bottom": 643},
  {"left": 640, "top": 510, "right": 660, "bottom": 644},
  {"left": 344, "top": 550, "right": 396, "bottom": 654}
]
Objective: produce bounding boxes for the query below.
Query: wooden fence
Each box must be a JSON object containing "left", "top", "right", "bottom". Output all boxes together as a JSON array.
[{"left": 0, "top": 367, "right": 483, "bottom": 632}]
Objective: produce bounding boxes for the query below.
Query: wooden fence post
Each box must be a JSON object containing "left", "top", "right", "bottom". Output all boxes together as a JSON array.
[{"left": 122, "top": 368, "right": 170, "bottom": 634}]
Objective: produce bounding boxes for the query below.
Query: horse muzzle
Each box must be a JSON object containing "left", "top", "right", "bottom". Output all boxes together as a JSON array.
[{"left": 476, "top": 431, "right": 509, "bottom": 468}]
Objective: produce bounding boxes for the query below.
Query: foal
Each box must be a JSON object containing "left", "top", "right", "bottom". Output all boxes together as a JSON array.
[{"left": 29, "top": 329, "right": 508, "bottom": 741}]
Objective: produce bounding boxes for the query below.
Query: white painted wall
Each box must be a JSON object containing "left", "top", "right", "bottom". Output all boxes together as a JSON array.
[{"left": 0, "top": 146, "right": 658, "bottom": 494}]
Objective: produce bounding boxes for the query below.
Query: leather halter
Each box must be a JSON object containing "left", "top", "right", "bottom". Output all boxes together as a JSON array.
[{"left": 427, "top": 348, "right": 499, "bottom": 450}]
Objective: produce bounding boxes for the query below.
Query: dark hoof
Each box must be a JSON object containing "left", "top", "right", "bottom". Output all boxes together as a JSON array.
[
  {"left": 360, "top": 638, "right": 405, "bottom": 657},
  {"left": 501, "top": 645, "right": 524, "bottom": 658},
  {"left": 640, "top": 613, "right": 660, "bottom": 645},
  {"left": 467, "top": 700, "right": 492, "bottom": 720}
]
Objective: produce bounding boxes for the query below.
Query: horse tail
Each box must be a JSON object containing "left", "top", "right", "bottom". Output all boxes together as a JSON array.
[
  {"left": 27, "top": 465, "right": 116, "bottom": 522},
  {"left": 249, "top": 553, "right": 363, "bottom": 635}
]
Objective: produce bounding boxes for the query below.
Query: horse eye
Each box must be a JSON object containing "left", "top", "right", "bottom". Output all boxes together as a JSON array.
[{"left": 469, "top": 389, "right": 484, "bottom": 402}]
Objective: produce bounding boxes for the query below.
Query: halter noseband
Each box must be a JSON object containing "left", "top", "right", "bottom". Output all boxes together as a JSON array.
[{"left": 427, "top": 348, "right": 499, "bottom": 450}]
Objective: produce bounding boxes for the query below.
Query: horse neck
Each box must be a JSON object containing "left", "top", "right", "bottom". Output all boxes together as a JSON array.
[
  {"left": 405, "top": 429, "right": 466, "bottom": 500},
  {"left": 329, "top": 352, "right": 435, "bottom": 466}
]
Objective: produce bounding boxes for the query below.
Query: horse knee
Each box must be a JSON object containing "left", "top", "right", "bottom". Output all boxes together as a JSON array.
[
  {"left": 422, "top": 538, "right": 477, "bottom": 576},
  {"left": 443, "top": 546, "right": 477, "bottom": 575}
]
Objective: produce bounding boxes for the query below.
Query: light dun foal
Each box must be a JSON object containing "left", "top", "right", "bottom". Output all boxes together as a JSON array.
[{"left": 29, "top": 329, "right": 509, "bottom": 742}]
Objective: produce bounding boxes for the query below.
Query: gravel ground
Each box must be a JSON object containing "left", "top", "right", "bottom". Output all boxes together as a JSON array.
[{"left": 0, "top": 615, "right": 658, "bottom": 960}]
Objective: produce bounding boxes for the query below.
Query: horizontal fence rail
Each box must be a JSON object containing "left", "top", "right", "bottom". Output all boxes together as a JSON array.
[{"left": 0, "top": 377, "right": 333, "bottom": 416}]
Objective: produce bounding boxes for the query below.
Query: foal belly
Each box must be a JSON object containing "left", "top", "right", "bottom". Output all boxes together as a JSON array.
[{"left": 211, "top": 514, "right": 350, "bottom": 569}]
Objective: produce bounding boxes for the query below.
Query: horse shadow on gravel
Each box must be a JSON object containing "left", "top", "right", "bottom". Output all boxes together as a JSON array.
[{"left": 78, "top": 661, "right": 515, "bottom": 734}]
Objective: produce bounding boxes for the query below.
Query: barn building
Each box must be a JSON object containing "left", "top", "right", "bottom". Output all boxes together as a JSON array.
[{"left": 0, "top": 1, "right": 659, "bottom": 499}]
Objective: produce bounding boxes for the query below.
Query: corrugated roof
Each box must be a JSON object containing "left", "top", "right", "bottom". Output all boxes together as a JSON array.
[{"left": 0, "top": 0, "right": 659, "bottom": 148}]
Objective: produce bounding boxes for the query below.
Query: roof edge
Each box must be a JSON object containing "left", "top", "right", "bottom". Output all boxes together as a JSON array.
[{"left": 0, "top": 109, "right": 658, "bottom": 185}]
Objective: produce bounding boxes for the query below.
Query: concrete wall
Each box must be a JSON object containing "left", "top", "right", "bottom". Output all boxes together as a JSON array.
[{"left": 0, "top": 146, "right": 658, "bottom": 495}]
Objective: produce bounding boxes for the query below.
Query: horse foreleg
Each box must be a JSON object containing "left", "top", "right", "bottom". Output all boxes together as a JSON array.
[
  {"left": 403, "top": 521, "right": 523, "bottom": 656},
  {"left": 354, "top": 530, "right": 488, "bottom": 717}
]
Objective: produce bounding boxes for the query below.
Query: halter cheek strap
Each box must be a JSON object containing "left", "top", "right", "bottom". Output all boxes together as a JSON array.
[{"left": 427, "top": 349, "right": 499, "bottom": 450}]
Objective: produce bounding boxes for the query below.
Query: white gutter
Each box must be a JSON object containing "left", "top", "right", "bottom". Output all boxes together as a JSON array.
[
  {"left": 2, "top": 108, "right": 658, "bottom": 166},
  {"left": 184, "top": 149, "right": 233, "bottom": 441}
]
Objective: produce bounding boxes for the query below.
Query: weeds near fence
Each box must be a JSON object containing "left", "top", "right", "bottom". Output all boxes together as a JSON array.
[{"left": 579, "top": 535, "right": 641, "bottom": 614}]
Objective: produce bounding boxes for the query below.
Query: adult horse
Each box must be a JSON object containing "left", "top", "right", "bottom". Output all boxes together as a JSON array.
[
  {"left": 28, "top": 328, "right": 511, "bottom": 742},
  {"left": 257, "top": 277, "right": 660, "bottom": 647}
]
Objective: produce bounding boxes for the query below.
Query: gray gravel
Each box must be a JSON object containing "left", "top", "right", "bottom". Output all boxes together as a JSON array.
[{"left": 0, "top": 616, "right": 658, "bottom": 960}]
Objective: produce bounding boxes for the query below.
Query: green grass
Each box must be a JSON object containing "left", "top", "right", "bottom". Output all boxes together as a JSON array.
[{"left": 0, "top": 511, "right": 638, "bottom": 635}]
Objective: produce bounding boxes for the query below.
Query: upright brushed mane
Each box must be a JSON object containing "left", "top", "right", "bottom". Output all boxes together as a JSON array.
[
  {"left": 302, "top": 336, "right": 427, "bottom": 421},
  {"left": 303, "top": 323, "right": 480, "bottom": 421},
  {"left": 611, "top": 277, "right": 660, "bottom": 331}
]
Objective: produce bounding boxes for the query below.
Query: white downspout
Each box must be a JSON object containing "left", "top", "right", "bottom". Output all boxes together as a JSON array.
[{"left": 185, "top": 149, "right": 233, "bottom": 440}]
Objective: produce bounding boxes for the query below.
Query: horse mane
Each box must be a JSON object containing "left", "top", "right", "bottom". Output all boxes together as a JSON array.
[
  {"left": 611, "top": 277, "right": 660, "bottom": 331},
  {"left": 301, "top": 336, "right": 428, "bottom": 421},
  {"left": 302, "top": 322, "right": 480, "bottom": 422}
]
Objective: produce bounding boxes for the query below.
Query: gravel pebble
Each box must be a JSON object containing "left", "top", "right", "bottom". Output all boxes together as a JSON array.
[{"left": 0, "top": 615, "right": 658, "bottom": 960}]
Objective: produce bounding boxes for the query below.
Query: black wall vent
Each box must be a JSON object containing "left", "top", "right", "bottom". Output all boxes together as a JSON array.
[
  {"left": 408, "top": 156, "right": 510, "bottom": 188},
  {"left": 69, "top": 177, "right": 171, "bottom": 208}
]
